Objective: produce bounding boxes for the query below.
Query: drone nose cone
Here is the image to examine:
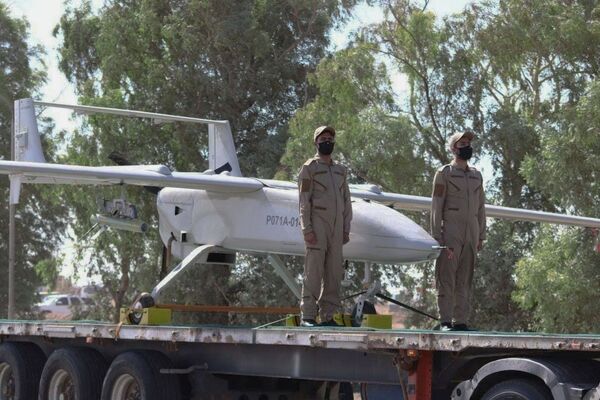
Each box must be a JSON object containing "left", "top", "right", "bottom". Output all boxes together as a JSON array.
[{"left": 349, "top": 201, "right": 441, "bottom": 263}]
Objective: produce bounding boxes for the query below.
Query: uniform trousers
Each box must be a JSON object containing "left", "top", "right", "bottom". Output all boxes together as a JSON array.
[
  {"left": 435, "top": 243, "right": 475, "bottom": 324},
  {"left": 301, "top": 216, "right": 344, "bottom": 321}
]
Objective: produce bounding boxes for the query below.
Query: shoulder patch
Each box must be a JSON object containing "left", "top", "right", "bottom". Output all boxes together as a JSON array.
[
  {"left": 303, "top": 158, "right": 318, "bottom": 166},
  {"left": 434, "top": 184, "right": 445, "bottom": 197},
  {"left": 300, "top": 178, "right": 311, "bottom": 192}
]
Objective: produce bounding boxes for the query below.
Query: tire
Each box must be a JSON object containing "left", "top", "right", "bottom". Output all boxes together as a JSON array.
[
  {"left": 339, "top": 382, "right": 353, "bottom": 399},
  {"left": 101, "top": 351, "right": 181, "bottom": 400},
  {"left": 481, "top": 378, "right": 552, "bottom": 400},
  {"left": 38, "top": 347, "right": 107, "bottom": 400},
  {"left": 0, "top": 342, "right": 45, "bottom": 399}
]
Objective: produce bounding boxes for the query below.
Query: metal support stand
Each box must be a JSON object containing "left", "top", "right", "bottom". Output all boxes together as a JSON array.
[
  {"left": 8, "top": 101, "right": 15, "bottom": 319},
  {"left": 266, "top": 254, "right": 301, "bottom": 300},
  {"left": 8, "top": 204, "right": 15, "bottom": 319}
]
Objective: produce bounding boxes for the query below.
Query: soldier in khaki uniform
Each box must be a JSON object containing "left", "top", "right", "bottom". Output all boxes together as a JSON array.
[
  {"left": 431, "top": 131, "right": 486, "bottom": 331},
  {"left": 298, "top": 126, "right": 352, "bottom": 327}
]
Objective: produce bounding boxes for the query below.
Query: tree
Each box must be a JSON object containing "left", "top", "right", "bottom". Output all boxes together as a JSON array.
[
  {"left": 55, "top": 0, "right": 358, "bottom": 322},
  {"left": 515, "top": 78, "right": 600, "bottom": 332},
  {"left": 0, "top": 2, "right": 67, "bottom": 317},
  {"left": 513, "top": 227, "right": 600, "bottom": 333}
]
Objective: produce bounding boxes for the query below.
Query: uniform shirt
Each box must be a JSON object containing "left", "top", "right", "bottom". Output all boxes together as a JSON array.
[
  {"left": 431, "top": 161, "right": 486, "bottom": 248},
  {"left": 298, "top": 156, "right": 352, "bottom": 235}
]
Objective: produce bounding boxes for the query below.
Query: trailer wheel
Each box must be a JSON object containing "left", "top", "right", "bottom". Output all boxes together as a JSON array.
[
  {"left": 0, "top": 342, "right": 45, "bottom": 399},
  {"left": 101, "top": 351, "right": 181, "bottom": 400},
  {"left": 38, "top": 347, "right": 107, "bottom": 400},
  {"left": 339, "top": 382, "right": 353, "bottom": 399},
  {"left": 481, "top": 378, "right": 552, "bottom": 400}
]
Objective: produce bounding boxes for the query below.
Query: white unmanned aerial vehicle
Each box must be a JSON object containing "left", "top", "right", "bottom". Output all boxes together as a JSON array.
[{"left": 2, "top": 99, "right": 599, "bottom": 314}]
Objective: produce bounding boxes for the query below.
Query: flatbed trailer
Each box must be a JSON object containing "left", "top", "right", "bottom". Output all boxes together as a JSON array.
[{"left": 1, "top": 320, "right": 600, "bottom": 399}]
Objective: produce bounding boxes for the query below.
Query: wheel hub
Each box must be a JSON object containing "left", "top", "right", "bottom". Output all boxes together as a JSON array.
[
  {"left": 0, "top": 362, "right": 15, "bottom": 400},
  {"left": 48, "top": 369, "right": 74, "bottom": 400},
  {"left": 112, "top": 374, "right": 141, "bottom": 400}
]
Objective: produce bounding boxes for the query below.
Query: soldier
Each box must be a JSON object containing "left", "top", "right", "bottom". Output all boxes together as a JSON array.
[
  {"left": 431, "top": 131, "right": 486, "bottom": 331},
  {"left": 298, "top": 126, "right": 352, "bottom": 327}
]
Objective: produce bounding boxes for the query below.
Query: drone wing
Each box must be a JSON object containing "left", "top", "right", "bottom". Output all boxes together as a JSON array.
[
  {"left": 0, "top": 161, "right": 263, "bottom": 204},
  {"left": 348, "top": 184, "right": 600, "bottom": 229}
]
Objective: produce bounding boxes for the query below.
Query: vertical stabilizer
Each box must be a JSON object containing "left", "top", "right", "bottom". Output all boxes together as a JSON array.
[
  {"left": 208, "top": 122, "right": 242, "bottom": 177},
  {"left": 10, "top": 98, "right": 46, "bottom": 204},
  {"left": 14, "top": 98, "right": 46, "bottom": 163}
]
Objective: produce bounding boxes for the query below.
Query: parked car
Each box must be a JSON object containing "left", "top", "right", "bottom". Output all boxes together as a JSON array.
[
  {"left": 78, "top": 284, "right": 100, "bottom": 299},
  {"left": 35, "top": 294, "right": 93, "bottom": 320}
]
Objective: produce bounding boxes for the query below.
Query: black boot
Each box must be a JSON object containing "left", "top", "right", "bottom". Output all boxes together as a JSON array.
[
  {"left": 319, "top": 319, "right": 342, "bottom": 327},
  {"left": 452, "top": 323, "right": 475, "bottom": 331}
]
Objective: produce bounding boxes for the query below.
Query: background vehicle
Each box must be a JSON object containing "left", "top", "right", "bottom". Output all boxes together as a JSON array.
[{"left": 34, "top": 294, "right": 93, "bottom": 320}]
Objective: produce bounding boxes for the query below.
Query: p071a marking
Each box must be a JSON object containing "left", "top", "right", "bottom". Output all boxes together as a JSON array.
[{"left": 266, "top": 215, "right": 300, "bottom": 228}]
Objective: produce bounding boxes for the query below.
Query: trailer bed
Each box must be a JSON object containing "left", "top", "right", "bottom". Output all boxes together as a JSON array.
[{"left": 2, "top": 320, "right": 600, "bottom": 353}]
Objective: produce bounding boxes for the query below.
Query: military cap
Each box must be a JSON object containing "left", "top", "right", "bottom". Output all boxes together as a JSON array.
[
  {"left": 447, "top": 131, "right": 475, "bottom": 150},
  {"left": 313, "top": 126, "right": 336, "bottom": 142}
]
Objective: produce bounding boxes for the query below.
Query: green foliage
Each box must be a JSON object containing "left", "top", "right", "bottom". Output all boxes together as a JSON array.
[
  {"left": 516, "top": 70, "right": 600, "bottom": 332},
  {"left": 35, "top": 258, "right": 61, "bottom": 291},
  {"left": 514, "top": 227, "right": 600, "bottom": 333},
  {"left": 281, "top": 42, "right": 430, "bottom": 195},
  {"left": 523, "top": 79, "right": 600, "bottom": 216},
  {"left": 0, "top": 2, "right": 67, "bottom": 317},
  {"left": 56, "top": 0, "right": 358, "bottom": 176}
]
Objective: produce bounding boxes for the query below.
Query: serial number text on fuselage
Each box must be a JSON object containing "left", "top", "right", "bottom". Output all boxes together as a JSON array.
[{"left": 266, "top": 215, "right": 300, "bottom": 228}]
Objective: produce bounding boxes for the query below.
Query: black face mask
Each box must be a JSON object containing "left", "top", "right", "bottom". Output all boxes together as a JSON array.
[
  {"left": 317, "top": 141, "right": 335, "bottom": 155},
  {"left": 457, "top": 145, "right": 473, "bottom": 161}
]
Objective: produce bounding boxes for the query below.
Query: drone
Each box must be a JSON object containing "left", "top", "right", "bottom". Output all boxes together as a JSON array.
[{"left": 3, "top": 98, "right": 599, "bottom": 323}]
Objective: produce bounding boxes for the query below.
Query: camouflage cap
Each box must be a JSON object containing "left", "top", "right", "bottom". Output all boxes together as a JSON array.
[
  {"left": 447, "top": 131, "right": 475, "bottom": 150},
  {"left": 313, "top": 126, "right": 336, "bottom": 142}
]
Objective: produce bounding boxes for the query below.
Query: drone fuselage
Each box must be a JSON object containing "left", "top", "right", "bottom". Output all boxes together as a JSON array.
[{"left": 157, "top": 186, "right": 440, "bottom": 264}]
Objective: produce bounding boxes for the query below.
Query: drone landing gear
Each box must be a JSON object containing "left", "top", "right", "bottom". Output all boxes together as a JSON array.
[
  {"left": 351, "top": 262, "right": 380, "bottom": 327},
  {"left": 151, "top": 244, "right": 236, "bottom": 301},
  {"left": 122, "top": 245, "right": 236, "bottom": 325},
  {"left": 346, "top": 261, "right": 439, "bottom": 328},
  {"left": 123, "top": 247, "right": 303, "bottom": 325}
]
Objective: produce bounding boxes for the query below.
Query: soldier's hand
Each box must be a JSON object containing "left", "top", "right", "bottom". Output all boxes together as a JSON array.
[
  {"left": 446, "top": 248, "right": 454, "bottom": 260},
  {"left": 477, "top": 240, "right": 484, "bottom": 251},
  {"left": 343, "top": 232, "right": 350, "bottom": 244},
  {"left": 304, "top": 232, "right": 317, "bottom": 245}
]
